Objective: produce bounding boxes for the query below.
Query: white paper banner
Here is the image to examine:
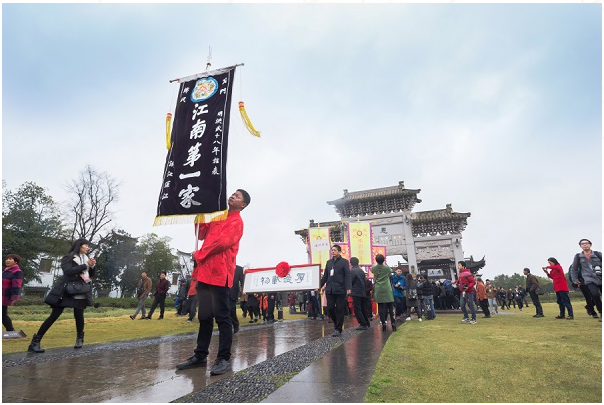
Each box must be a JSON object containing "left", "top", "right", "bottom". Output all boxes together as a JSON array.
[{"left": 243, "top": 264, "right": 321, "bottom": 294}]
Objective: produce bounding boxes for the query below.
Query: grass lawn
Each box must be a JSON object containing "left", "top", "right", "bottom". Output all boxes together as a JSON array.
[
  {"left": 366, "top": 301, "right": 602, "bottom": 403},
  {"left": 2, "top": 305, "right": 308, "bottom": 354}
]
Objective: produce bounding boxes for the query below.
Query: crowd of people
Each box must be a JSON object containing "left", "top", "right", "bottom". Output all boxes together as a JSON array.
[{"left": 3, "top": 219, "right": 602, "bottom": 377}]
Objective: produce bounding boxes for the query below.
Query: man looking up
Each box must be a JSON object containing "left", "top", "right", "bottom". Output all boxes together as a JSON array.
[
  {"left": 320, "top": 245, "right": 351, "bottom": 337},
  {"left": 176, "top": 189, "right": 250, "bottom": 375}
]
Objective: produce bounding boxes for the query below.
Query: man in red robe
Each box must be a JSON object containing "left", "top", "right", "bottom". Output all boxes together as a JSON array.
[{"left": 176, "top": 189, "right": 250, "bottom": 375}]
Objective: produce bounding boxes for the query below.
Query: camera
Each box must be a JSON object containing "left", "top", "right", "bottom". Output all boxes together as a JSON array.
[{"left": 594, "top": 265, "right": 602, "bottom": 277}]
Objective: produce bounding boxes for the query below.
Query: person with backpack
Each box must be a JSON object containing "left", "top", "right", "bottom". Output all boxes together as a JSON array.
[
  {"left": 543, "top": 257, "right": 573, "bottom": 320},
  {"left": 418, "top": 275, "right": 436, "bottom": 320},
  {"left": 570, "top": 239, "right": 602, "bottom": 321},
  {"left": 405, "top": 273, "right": 422, "bottom": 322}
]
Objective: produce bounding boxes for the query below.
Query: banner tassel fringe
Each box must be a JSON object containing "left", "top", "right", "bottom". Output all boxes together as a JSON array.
[
  {"left": 238, "top": 101, "right": 261, "bottom": 137},
  {"left": 153, "top": 210, "right": 228, "bottom": 226}
]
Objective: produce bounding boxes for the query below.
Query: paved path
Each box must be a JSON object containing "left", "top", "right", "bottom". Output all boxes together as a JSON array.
[
  {"left": 262, "top": 323, "right": 389, "bottom": 403},
  {"left": 2, "top": 317, "right": 385, "bottom": 403}
]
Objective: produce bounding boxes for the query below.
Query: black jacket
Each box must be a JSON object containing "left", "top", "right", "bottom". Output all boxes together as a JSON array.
[
  {"left": 350, "top": 266, "right": 366, "bottom": 297},
  {"left": 418, "top": 280, "right": 433, "bottom": 298},
  {"left": 320, "top": 256, "right": 351, "bottom": 295},
  {"left": 45, "top": 255, "right": 96, "bottom": 308}
]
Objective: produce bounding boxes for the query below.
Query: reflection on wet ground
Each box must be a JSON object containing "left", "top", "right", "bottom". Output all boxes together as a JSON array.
[
  {"left": 262, "top": 324, "right": 389, "bottom": 403},
  {"left": 2, "top": 319, "right": 356, "bottom": 403}
]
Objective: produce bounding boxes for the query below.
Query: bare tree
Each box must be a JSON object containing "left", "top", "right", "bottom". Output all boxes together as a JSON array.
[{"left": 65, "top": 165, "right": 119, "bottom": 247}]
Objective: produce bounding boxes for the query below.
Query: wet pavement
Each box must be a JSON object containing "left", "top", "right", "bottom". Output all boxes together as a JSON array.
[
  {"left": 2, "top": 317, "right": 371, "bottom": 403},
  {"left": 262, "top": 323, "right": 390, "bottom": 403}
]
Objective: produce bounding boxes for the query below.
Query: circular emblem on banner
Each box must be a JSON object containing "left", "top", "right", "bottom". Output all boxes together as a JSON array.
[
  {"left": 191, "top": 77, "right": 218, "bottom": 102},
  {"left": 356, "top": 230, "right": 363, "bottom": 236}
]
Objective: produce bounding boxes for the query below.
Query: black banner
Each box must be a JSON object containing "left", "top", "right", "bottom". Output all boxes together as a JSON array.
[{"left": 155, "top": 67, "right": 236, "bottom": 225}]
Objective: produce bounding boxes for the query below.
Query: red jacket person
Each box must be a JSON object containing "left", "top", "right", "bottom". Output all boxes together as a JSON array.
[{"left": 177, "top": 189, "right": 250, "bottom": 376}]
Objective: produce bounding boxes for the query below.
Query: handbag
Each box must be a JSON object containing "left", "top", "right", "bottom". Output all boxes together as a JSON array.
[
  {"left": 65, "top": 279, "right": 92, "bottom": 296},
  {"left": 535, "top": 286, "right": 545, "bottom": 295}
]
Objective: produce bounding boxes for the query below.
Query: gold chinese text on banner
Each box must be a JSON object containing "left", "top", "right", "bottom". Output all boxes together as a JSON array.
[
  {"left": 308, "top": 228, "right": 331, "bottom": 269},
  {"left": 349, "top": 222, "right": 373, "bottom": 266}
]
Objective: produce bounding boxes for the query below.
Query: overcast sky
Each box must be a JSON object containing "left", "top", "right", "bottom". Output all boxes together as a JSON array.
[{"left": 2, "top": 3, "right": 601, "bottom": 280}]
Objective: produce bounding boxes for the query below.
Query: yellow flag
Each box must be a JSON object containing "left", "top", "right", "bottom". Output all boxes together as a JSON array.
[
  {"left": 349, "top": 222, "right": 373, "bottom": 266},
  {"left": 308, "top": 228, "right": 331, "bottom": 269}
]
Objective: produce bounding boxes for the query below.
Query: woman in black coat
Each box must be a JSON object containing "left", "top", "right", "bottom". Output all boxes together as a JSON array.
[{"left": 28, "top": 238, "right": 96, "bottom": 353}]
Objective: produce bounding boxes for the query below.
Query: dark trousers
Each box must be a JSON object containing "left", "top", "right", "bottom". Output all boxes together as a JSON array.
[
  {"left": 187, "top": 295, "right": 198, "bottom": 321},
  {"left": 393, "top": 296, "right": 405, "bottom": 317},
  {"left": 194, "top": 281, "right": 232, "bottom": 361},
  {"left": 38, "top": 306, "right": 84, "bottom": 336},
  {"left": 308, "top": 295, "right": 319, "bottom": 319},
  {"left": 529, "top": 291, "right": 543, "bottom": 315},
  {"left": 586, "top": 283, "right": 602, "bottom": 314},
  {"left": 515, "top": 298, "right": 523, "bottom": 310},
  {"left": 578, "top": 284, "right": 597, "bottom": 315},
  {"left": 365, "top": 298, "right": 373, "bottom": 319},
  {"left": 2, "top": 306, "right": 14, "bottom": 331},
  {"left": 147, "top": 295, "right": 166, "bottom": 318},
  {"left": 229, "top": 298, "right": 239, "bottom": 330},
  {"left": 267, "top": 297, "right": 275, "bottom": 321},
  {"left": 248, "top": 305, "right": 259, "bottom": 320},
  {"left": 479, "top": 299, "right": 490, "bottom": 316},
  {"left": 240, "top": 301, "right": 248, "bottom": 318},
  {"left": 555, "top": 291, "right": 574, "bottom": 317},
  {"left": 378, "top": 302, "right": 395, "bottom": 325},
  {"left": 352, "top": 296, "right": 370, "bottom": 327},
  {"left": 326, "top": 293, "right": 347, "bottom": 332}
]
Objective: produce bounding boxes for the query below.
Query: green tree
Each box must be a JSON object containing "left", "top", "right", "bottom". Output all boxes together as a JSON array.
[
  {"left": 118, "top": 233, "right": 177, "bottom": 297},
  {"left": 94, "top": 230, "right": 139, "bottom": 296},
  {"left": 2, "top": 181, "right": 69, "bottom": 284},
  {"left": 493, "top": 272, "right": 553, "bottom": 292}
]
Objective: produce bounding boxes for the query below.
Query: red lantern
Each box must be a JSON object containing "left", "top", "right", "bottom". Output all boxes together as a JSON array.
[{"left": 276, "top": 261, "right": 291, "bottom": 278}]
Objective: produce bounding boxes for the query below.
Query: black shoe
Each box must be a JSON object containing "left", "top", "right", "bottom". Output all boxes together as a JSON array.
[
  {"left": 382, "top": 324, "right": 387, "bottom": 332},
  {"left": 331, "top": 330, "right": 341, "bottom": 337},
  {"left": 210, "top": 358, "right": 231, "bottom": 375},
  {"left": 74, "top": 332, "right": 84, "bottom": 349},
  {"left": 392, "top": 324, "right": 397, "bottom": 332},
  {"left": 28, "top": 334, "right": 45, "bottom": 353},
  {"left": 176, "top": 356, "right": 207, "bottom": 370},
  {"left": 483, "top": 315, "right": 491, "bottom": 318},
  {"left": 535, "top": 314, "right": 545, "bottom": 318},
  {"left": 233, "top": 326, "right": 240, "bottom": 334},
  {"left": 593, "top": 313, "right": 600, "bottom": 319},
  {"left": 158, "top": 316, "right": 163, "bottom": 320},
  {"left": 129, "top": 315, "right": 135, "bottom": 320}
]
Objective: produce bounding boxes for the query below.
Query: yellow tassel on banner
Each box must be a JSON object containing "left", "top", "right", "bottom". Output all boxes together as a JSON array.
[
  {"left": 238, "top": 101, "right": 261, "bottom": 137},
  {"left": 166, "top": 113, "right": 172, "bottom": 150},
  {"left": 153, "top": 210, "right": 228, "bottom": 227}
]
